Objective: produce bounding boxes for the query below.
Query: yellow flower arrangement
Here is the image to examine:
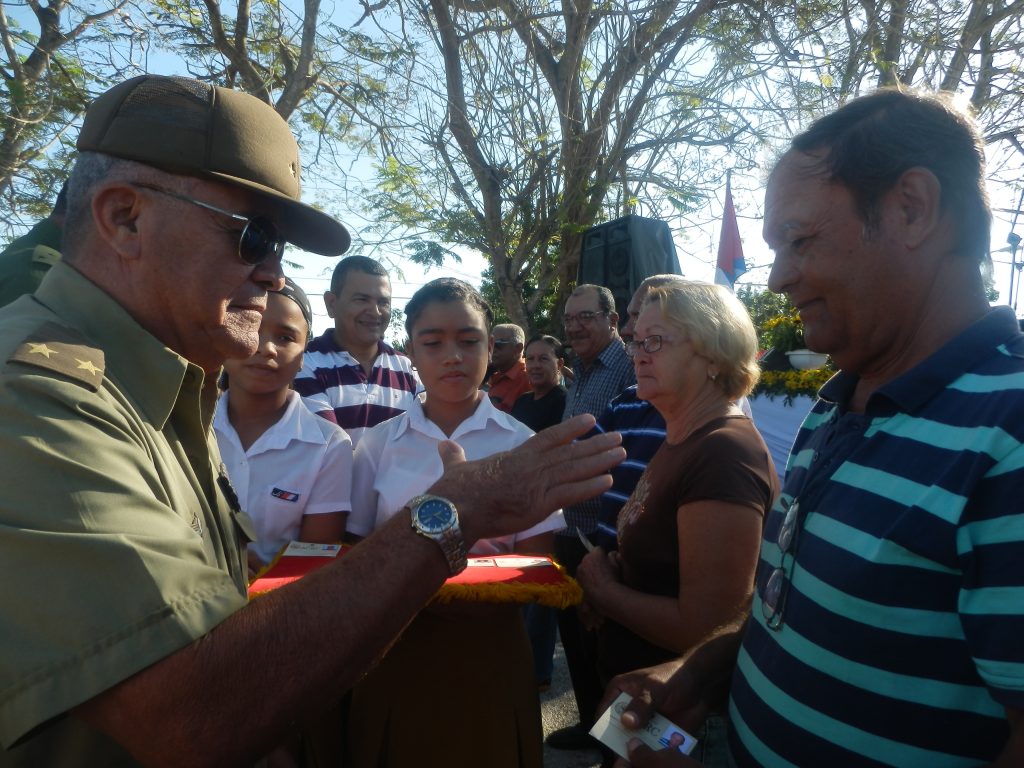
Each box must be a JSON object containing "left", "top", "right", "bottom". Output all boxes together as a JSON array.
[
  {"left": 762, "top": 309, "right": 805, "bottom": 352},
  {"left": 754, "top": 367, "right": 833, "bottom": 402}
]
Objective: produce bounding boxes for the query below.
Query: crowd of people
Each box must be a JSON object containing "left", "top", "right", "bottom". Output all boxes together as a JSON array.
[{"left": 1, "top": 72, "right": 1021, "bottom": 768}]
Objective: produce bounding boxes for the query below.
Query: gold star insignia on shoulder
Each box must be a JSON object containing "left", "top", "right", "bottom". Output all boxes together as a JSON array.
[
  {"left": 28, "top": 342, "right": 57, "bottom": 358},
  {"left": 8, "top": 322, "right": 105, "bottom": 391},
  {"left": 76, "top": 358, "right": 101, "bottom": 376}
]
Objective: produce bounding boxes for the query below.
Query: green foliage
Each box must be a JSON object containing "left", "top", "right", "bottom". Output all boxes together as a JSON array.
[
  {"left": 354, "top": 0, "right": 776, "bottom": 325},
  {"left": 737, "top": 286, "right": 833, "bottom": 399},
  {"left": 736, "top": 286, "right": 794, "bottom": 350},
  {"left": 403, "top": 238, "right": 460, "bottom": 269},
  {"left": 762, "top": 311, "right": 806, "bottom": 353},
  {"left": 1, "top": 4, "right": 120, "bottom": 232},
  {"left": 479, "top": 263, "right": 562, "bottom": 337}
]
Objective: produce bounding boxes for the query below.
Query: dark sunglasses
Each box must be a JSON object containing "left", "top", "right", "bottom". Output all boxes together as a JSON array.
[{"left": 130, "top": 183, "right": 285, "bottom": 265}]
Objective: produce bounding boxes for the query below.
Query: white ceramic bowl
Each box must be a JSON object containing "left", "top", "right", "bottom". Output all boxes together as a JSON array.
[{"left": 786, "top": 349, "right": 829, "bottom": 371}]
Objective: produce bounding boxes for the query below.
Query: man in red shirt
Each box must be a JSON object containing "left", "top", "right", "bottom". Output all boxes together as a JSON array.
[{"left": 487, "top": 323, "right": 532, "bottom": 412}]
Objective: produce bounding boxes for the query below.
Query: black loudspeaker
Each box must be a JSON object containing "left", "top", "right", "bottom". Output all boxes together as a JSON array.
[{"left": 577, "top": 215, "right": 681, "bottom": 325}]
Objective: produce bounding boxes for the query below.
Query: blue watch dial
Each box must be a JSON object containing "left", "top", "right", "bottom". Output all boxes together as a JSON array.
[{"left": 418, "top": 498, "right": 454, "bottom": 533}]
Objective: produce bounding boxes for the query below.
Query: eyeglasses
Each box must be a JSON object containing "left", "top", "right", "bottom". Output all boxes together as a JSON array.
[
  {"left": 625, "top": 334, "right": 663, "bottom": 358},
  {"left": 130, "top": 183, "right": 285, "bottom": 265},
  {"left": 762, "top": 497, "right": 802, "bottom": 631},
  {"left": 493, "top": 340, "right": 518, "bottom": 348},
  {"left": 563, "top": 310, "right": 607, "bottom": 328}
]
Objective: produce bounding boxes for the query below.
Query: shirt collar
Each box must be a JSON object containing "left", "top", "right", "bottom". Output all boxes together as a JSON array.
[
  {"left": 491, "top": 358, "right": 527, "bottom": 383},
  {"left": 34, "top": 262, "right": 197, "bottom": 429},
  {"left": 215, "top": 390, "right": 328, "bottom": 452},
  {"left": 393, "top": 391, "right": 516, "bottom": 441},
  {"left": 577, "top": 337, "right": 622, "bottom": 370},
  {"left": 311, "top": 330, "right": 396, "bottom": 358},
  {"left": 819, "top": 306, "right": 1022, "bottom": 414}
]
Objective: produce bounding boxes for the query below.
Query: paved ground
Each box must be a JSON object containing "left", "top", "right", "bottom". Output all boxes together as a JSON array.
[{"left": 540, "top": 642, "right": 604, "bottom": 768}]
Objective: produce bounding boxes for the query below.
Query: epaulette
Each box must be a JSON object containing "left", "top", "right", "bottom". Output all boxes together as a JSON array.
[{"left": 7, "top": 321, "right": 105, "bottom": 391}]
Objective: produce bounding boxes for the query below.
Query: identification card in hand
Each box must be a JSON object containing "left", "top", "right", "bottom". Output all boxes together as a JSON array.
[{"left": 589, "top": 691, "right": 698, "bottom": 759}]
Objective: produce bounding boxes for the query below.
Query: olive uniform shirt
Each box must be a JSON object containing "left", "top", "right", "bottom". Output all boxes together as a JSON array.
[
  {"left": 0, "top": 218, "right": 63, "bottom": 309},
  {"left": 0, "top": 262, "right": 253, "bottom": 766}
]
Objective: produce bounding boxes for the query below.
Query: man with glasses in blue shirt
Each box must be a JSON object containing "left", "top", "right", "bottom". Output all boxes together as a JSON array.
[
  {"left": 549, "top": 283, "right": 636, "bottom": 751},
  {"left": 603, "top": 88, "right": 1024, "bottom": 768}
]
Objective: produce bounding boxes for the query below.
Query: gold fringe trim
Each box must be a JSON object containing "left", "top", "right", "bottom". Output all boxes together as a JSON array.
[{"left": 433, "top": 575, "right": 582, "bottom": 609}]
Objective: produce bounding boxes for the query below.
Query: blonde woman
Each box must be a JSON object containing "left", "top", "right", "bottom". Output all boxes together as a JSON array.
[{"left": 577, "top": 281, "right": 778, "bottom": 765}]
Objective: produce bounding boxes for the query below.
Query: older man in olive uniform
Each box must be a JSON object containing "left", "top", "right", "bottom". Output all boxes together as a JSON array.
[{"left": 0, "top": 75, "right": 623, "bottom": 766}]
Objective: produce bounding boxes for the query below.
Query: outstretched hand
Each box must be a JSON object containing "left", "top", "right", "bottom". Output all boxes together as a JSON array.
[{"left": 430, "top": 414, "right": 624, "bottom": 544}]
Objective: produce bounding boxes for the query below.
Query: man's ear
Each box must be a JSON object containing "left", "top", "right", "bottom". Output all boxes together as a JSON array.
[
  {"left": 608, "top": 311, "right": 619, "bottom": 330},
  {"left": 323, "top": 290, "right": 336, "bottom": 318},
  {"left": 893, "top": 167, "right": 942, "bottom": 250},
  {"left": 91, "top": 183, "right": 144, "bottom": 260}
]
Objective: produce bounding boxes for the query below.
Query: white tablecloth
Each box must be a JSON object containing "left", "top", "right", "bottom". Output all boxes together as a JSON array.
[{"left": 748, "top": 394, "right": 815, "bottom": 483}]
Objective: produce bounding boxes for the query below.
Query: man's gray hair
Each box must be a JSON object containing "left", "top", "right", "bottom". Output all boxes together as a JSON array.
[
  {"left": 63, "top": 153, "right": 162, "bottom": 255},
  {"left": 493, "top": 323, "right": 525, "bottom": 345}
]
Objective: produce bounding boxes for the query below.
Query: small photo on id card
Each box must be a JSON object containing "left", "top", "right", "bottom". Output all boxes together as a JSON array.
[{"left": 589, "top": 691, "right": 698, "bottom": 759}]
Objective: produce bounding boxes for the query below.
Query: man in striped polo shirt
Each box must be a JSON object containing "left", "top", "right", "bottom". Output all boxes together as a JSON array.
[
  {"left": 294, "top": 256, "right": 420, "bottom": 446},
  {"left": 607, "top": 89, "right": 1024, "bottom": 767}
]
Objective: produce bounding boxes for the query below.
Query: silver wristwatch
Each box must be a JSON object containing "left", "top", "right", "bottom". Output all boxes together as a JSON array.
[{"left": 408, "top": 494, "right": 468, "bottom": 575}]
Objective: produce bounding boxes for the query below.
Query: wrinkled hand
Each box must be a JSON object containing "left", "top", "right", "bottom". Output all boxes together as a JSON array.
[
  {"left": 576, "top": 546, "right": 622, "bottom": 614},
  {"left": 428, "top": 414, "right": 624, "bottom": 545},
  {"left": 600, "top": 658, "right": 708, "bottom": 740},
  {"left": 612, "top": 738, "right": 703, "bottom": 767}
]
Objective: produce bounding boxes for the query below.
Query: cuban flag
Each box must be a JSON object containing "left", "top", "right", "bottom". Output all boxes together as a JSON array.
[{"left": 714, "top": 178, "right": 746, "bottom": 292}]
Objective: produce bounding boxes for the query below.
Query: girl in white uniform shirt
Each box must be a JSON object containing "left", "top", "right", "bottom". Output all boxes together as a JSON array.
[
  {"left": 347, "top": 278, "right": 563, "bottom": 768},
  {"left": 214, "top": 278, "right": 352, "bottom": 578}
]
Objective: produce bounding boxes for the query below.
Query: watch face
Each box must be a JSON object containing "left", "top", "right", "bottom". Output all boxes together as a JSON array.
[{"left": 417, "top": 498, "right": 454, "bottom": 533}]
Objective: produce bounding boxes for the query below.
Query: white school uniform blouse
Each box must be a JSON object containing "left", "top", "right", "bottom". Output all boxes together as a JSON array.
[
  {"left": 349, "top": 393, "right": 565, "bottom": 551},
  {"left": 214, "top": 390, "right": 354, "bottom": 564}
]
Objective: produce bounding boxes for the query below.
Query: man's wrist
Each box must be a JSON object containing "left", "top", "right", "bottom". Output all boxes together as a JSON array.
[{"left": 408, "top": 494, "right": 468, "bottom": 575}]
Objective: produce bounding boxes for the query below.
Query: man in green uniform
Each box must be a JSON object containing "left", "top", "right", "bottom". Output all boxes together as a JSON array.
[
  {"left": 0, "top": 75, "right": 624, "bottom": 766},
  {"left": 0, "top": 182, "right": 66, "bottom": 308}
]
